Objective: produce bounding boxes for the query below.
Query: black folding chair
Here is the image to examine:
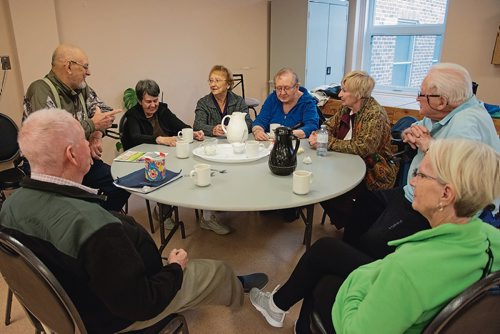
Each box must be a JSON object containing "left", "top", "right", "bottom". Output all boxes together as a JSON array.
[
  {"left": 232, "top": 73, "right": 260, "bottom": 119},
  {"left": 423, "top": 271, "right": 500, "bottom": 333},
  {"left": 0, "top": 231, "right": 189, "bottom": 333},
  {"left": 0, "top": 113, "right": 25, "bottom": 203}
]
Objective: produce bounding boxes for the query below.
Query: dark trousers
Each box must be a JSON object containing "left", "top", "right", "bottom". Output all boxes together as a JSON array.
[
  {"left": 320, "top": 181, "right": 369, "bottom": 229},
  {"left": 273, "top": 238, "right": 373, "bottom": 334},
  {"left": 82, "top": 159, "right": 130, "bottom": 212},
  {"left": 343, "top": 187, "right": 430, "bottom": 259}
]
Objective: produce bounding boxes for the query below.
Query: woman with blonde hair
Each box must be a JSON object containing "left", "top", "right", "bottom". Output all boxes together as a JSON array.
[
  {"left": 251, "top": 138, "right": 500, "bottom": 333},
  {"left": 309, "top": 70, "right": 398, "bottom": 227}
]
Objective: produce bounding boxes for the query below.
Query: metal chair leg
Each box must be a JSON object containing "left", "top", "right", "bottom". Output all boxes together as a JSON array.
[
  {"left": 5, "top": 288, "right": 12, "bottom": 325},
  {"left": 159, "top": 205, "right": 186, "bottom": 254},
  {"left": 195, "top": 209, "right": 204, "bottom": 223},
  {"left": 320, "top": 209, "right": 327, "bottom": 225},
  {"left": 145, "top": 200, "right": 155, "bottom": 233}
]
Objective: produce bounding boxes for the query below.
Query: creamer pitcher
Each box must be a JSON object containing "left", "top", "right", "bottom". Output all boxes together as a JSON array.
[{"left": 221, "top": 112, "right": 249, "bottom": 143}]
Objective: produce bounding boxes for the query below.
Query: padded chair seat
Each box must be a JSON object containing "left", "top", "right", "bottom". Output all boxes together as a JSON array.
[
  {"left": 245, "top": 97, "right": 260, "bottom": 108},
  {"left": 0, "top": 168, "right": 24, "bottom": 189}
]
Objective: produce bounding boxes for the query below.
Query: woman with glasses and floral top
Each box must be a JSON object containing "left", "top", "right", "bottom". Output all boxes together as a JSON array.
[
  {"left": 193, "top": 65, "right": 251, "bottom": 137},
  {"left": 252, "top": 67, "right": 319, "bottom": 141}
]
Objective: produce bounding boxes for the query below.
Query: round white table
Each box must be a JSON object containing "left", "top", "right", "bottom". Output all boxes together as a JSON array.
[{"left": 111, "top": 138, "right": 365, "bottom": 251}]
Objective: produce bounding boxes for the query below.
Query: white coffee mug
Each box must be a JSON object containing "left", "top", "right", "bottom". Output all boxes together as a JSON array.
[
  {"left": 293, "top": 170, "right": 313, "bottom": 195},
  {"left": 177, "top": 128, "right": 194, "bottom": 143},
  {"left": 269, "top": 123, "right": 281, "bottom": 139},
  {"left": 246, "top": 140, "right": 264, "bottom": 158},
  {"left": 232, "top": 142, "right": 246, "bottom": 154},
  {"left": 176, "top": 140, "right": 190, "bottom": 159},
  {"left": 190, "top": 163, "right": 211, "bottom": 187},
  {"left": 202, "top": 138, "right": 218, "bottom": 156}
]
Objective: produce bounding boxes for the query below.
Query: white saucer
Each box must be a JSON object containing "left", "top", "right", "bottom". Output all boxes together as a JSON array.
[{"left": 192, "top": 144, "right": 270, "bottom": 163}]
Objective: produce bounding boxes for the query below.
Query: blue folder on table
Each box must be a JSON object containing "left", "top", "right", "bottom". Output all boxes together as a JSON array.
[{"left": 114, "top": 168, "right": 182, "bottom": 193}]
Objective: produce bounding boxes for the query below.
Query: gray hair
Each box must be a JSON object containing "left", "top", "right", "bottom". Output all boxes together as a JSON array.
[
  {"left": 274, "top": 68, "right": 300, "bottom": 85},
  {"left": 426, "top": 63, "right": 473, "bottom": 107},
  {"left": 19, "top": 109, "right": 82, "bottom": 173},
  {"left": 427, "top": 138, "right": 500, "bottom": 218},
  {"left": 135, "top": 79, "right": 160, "bottom": 101}
]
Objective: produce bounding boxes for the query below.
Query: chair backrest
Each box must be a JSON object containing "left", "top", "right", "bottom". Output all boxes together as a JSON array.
[
  {"left": 0, "top": 231, "right": 87, "bottom": 334},
  {"left": 0, "top": 113, "right": 20, "bottom": 163},
  {"left": 391, "top": 116, "right": 417, "bottom": 140},
  {"left": 232, "top": 73, "right": 246, "bottom": 99},
  {"left": 423, "top": 271, "right": 500, "bottom": 334},
  {"left": 391, "top": 116, "right": 418, "bottom": 187},
  {"left": 119, "top": 113, "right": 133, "bottom": 151}
]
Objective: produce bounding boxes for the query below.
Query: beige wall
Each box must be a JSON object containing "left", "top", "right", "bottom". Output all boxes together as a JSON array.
[
  {"left": 269, "top": 0, "right": 308, "bottom": 86},
  {"left": 9, "top": 0, "right": 59, "bottom": 90},
  {"left": 0, "top": 0, "right": 24, "bottom": 124},
  {"left": 441, "top": 0, "right": 500, "bottom": 103},
  {"left": 51, "top": 0, "right": 269, "bottom": 120}
]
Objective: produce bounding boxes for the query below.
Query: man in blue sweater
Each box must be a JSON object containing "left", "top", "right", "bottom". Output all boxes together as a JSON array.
[{"left": 252, "top": 68, "right": 319, "bottom": 140}]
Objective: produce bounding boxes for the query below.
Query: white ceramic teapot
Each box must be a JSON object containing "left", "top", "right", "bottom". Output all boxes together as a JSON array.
[{"left": 221, "top": 112, "right": 249, "bottom": 143}]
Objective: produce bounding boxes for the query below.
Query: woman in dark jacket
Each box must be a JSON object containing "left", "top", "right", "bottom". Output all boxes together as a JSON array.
[{"left": 124, "top": 79, "right": 204, "bottom": 149}]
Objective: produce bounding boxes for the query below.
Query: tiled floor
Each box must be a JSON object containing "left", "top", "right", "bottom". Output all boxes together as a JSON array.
[{"left": 0, "top": 194, "right": 341, "bottom": 333}]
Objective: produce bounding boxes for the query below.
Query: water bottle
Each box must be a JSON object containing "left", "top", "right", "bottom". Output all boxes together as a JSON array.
[{"left": 316, "top": 125, "right": 328, "bottom": 157}]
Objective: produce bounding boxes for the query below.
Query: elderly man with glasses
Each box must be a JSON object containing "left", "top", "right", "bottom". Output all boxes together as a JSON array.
[
  {"left": 23, "top": 44, "right": 129, "bottom": 212},
  {"left": 252, "top": 68, "right": 319, "bottom": 140},
  {"left": 341, "top": 62, "right": 500, "bottom": 260}
]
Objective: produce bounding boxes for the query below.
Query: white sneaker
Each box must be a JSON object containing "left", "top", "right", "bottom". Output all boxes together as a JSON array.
[
  {"left": 200, "top": 214, "right": 230, "bottom": 235},
  {"left": 249, "top": 286, "right": 286, "bottom": 328},
  {"left": 164, "top": 217, "right": 175, "bottom": 230}
]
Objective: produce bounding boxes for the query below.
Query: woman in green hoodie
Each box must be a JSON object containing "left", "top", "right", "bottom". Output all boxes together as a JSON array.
[{"left": 250, "top": 138, "right": 500, "bottom": 333}]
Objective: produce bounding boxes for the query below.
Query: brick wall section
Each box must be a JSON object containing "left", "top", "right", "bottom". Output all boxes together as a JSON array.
[{"left": 369, "top": 0, "right": 447, "bottom": 88}]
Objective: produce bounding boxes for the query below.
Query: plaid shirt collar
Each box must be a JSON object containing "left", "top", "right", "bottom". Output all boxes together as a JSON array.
[{"left": 30, "top": 172, "right": 98, "bottom": 195}]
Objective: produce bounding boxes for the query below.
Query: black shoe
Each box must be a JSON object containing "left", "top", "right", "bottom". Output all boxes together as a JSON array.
[{"left": 238, "top": 273, "right": 269, "bottom": 293}]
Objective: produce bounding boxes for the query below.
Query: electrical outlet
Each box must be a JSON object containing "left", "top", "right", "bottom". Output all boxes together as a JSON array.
[{"left": 1, "top": 56, "right": 11, "bottom": 70}]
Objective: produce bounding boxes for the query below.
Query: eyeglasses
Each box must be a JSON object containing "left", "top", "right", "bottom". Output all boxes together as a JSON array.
[
  {"left": 208, "top": 78, "right": 226, "bottom": 84},
  {"left": 275, "top": 85, "right": 296, "bottom": 93},
  {"left": 69, "top": 60, "right": 89, "bottom": 71},
  {"left": 417, "top": 92, "right": 441, "bottom": 99},
  {"left": 417, "top": 91, "right": 442, "bottom": 104},
  {"left": 412, "top": 168, "right": 439, "bottom": 181}
]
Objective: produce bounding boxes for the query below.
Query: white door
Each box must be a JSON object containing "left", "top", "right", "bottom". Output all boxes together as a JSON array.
[
  {"left": 326, "top": 3, "right": 348, "bottom": 85},
  {"left": 305, "top": 2, "right": 329, "bottom": 90},
  {"left": 305, "top": 1, "right": 349, "bottom": 89}
]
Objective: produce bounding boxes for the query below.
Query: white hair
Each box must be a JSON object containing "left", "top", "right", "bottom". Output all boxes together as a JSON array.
[
  {"left": 426, "top": 63, "right": 473, "bottom": 107},
  {"left": 19, "top": 109, "right": 82, "bottom": 173}
]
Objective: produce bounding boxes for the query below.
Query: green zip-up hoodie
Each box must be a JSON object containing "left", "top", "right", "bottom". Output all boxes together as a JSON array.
[{"left": 333, "top": 218, "right": 500, "bottom": 333}]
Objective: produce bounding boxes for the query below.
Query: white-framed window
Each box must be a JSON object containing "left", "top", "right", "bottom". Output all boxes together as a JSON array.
[{"left": 361, "top": 0, "right": 449, "bottom": 92}]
